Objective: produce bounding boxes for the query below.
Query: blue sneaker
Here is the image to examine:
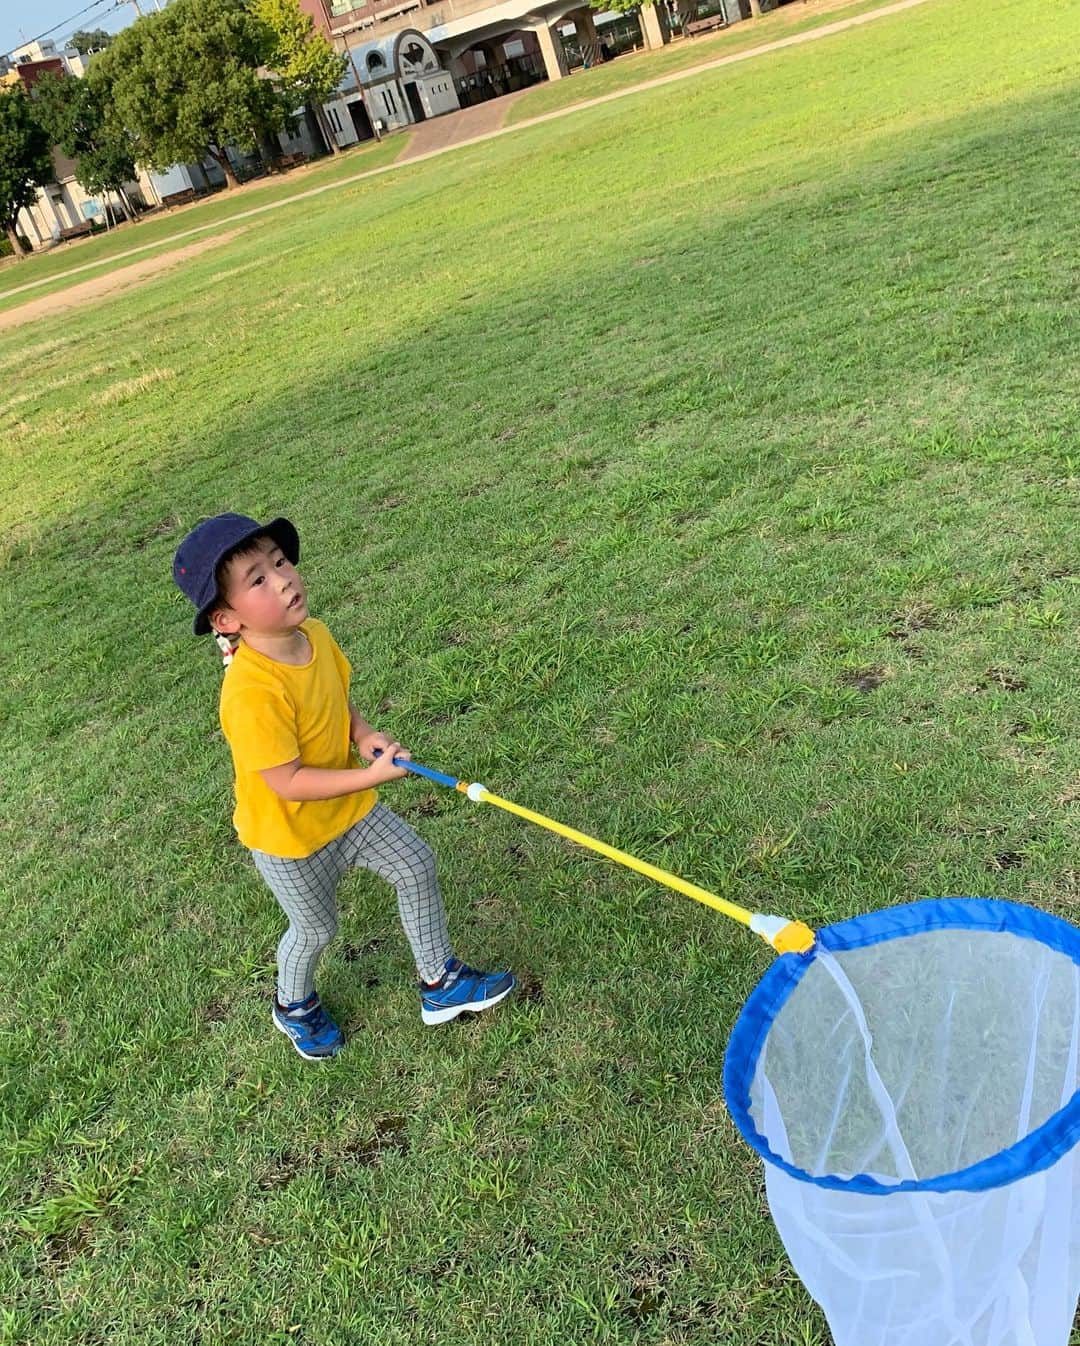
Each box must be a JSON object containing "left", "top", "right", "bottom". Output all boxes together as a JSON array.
[
  {"left": 272, "top": 993, "right": 345, "bottom": 1059},
  {"left": 420, "top": 958, "right": 516, "bottom": 1026}
]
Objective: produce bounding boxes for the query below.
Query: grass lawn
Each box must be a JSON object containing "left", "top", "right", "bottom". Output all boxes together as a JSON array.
[
  {"left": 0, "top": 134, "right": 405, "bottom": 315},
  {"left": 505, "top": 0, "right": 900, "bottom": 124},
  {"left": 3, "top": 0, "right": 1079, "bottom": 1340},
  {"left": 0, "top": 0, "right": 960, "bottom": 316}
]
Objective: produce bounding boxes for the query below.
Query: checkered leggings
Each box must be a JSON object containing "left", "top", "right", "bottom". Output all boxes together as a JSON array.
[{"left": 251, "top": 804, "right": 453, "bottom": 1002}]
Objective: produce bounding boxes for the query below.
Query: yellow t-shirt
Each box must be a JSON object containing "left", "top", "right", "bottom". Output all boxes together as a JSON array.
[{"left": 219, "top": 618, "right": 377, "bottom": 858}]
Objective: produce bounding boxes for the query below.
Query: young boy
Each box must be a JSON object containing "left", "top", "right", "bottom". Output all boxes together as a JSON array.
[{"left": 173, "top": 513, "right": 515, "bottom": 1059}]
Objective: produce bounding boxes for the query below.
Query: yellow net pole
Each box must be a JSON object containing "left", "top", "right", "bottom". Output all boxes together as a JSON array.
[
  {"left": 473, "top": 786, "right": 755, "bottom": 925},
  {"left": 455, "top": 781, "right": 815, "bottom": 955}
]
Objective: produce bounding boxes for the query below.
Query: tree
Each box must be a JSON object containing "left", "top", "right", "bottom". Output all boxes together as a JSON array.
[
  {"left": 69, "top": 28, "right": 115, "bottom": 54},
  {"left": 0, "top": 86, "right": 52, "bottom": 257},
  {"left": 32, "top": 71, "right": 138, "bottom": 221},
  {"left": 590, "top": 0, "right": 640, "bottom": 14},
  {"left": 90, "top": 0, "right": 285, "bottom": 189},
  {"left": 251, "top": 0, "right": 346, "bottom": 155}
]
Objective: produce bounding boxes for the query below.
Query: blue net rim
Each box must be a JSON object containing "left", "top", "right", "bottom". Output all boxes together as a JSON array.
[{"left": 723, "top": 898, "right": 1080, "bottom": 1196}]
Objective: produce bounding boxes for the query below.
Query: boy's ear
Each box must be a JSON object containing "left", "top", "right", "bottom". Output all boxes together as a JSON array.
[{"left": 210, "top": 605, "right": 240, "bottom": 636}]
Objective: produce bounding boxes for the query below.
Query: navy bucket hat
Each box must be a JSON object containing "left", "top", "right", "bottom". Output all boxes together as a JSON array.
[{"left": 173, "top": 513, "right": 300, "bottom": 635}]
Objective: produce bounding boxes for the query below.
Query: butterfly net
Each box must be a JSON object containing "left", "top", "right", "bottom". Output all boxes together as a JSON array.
[{"left": 724, "top": 900, "right": 1080, "bottom": 1346}]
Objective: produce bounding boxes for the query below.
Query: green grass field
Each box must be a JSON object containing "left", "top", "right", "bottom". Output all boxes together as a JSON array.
[
  {"left": 504, "top": 0, "right": 895, "bottom": 124},
  {"left": 0, "top": 135, "right": 404, "bottom": 315},
  {"left": 0, "top": 0, "right": 885, "bottom": 317},
  {"left": 3, "top": 0, "right": 1079, "bottom": 1340}
]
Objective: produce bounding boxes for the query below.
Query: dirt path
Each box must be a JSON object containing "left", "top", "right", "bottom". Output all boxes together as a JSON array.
[
  {"left": 0, "top": 230, "right": 244, "bottom": 332},
  {"left": 0, "top": 0, "right": 934, "bottom": 325}
]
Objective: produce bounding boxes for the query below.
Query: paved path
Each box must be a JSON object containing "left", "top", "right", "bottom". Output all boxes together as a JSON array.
[
  {"left": 396, "top": 92, "right": 527, "bottom": 160},
  {"left": 0, "top": 0, "right": 934, "bottom": 307}
]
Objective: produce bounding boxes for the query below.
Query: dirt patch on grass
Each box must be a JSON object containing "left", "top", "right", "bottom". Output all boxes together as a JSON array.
[
  {"left": 0, "top": 229, "right": 246, "bottom": 332},
  {"left": 840, "top": 666, "right": 889, "bottom": 693},
  {"left": 980, "top": 667, "right": 1028, "bottom": 693},
  {"left": 326, "top": 1116, "right": 410, "bottom": 1170},
  {"left": 988, "top": 850, "right": 1025, "bottom": 872},
  {"left": 516, "top": 969, "right": 544, "bottom": 1003}
]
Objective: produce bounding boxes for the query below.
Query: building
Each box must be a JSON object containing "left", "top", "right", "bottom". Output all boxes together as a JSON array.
[
  {"left": 301, "top": 0, "right": 749, "bottom": 119},
  {"left": 322, "top": 29, "right": 460, "bottom": 143},
  {"left": 9, "top": 38, "right": 90, "bottom": 77},
  {"left": 303, "top": 0, "right": 637, "bottom": 88}
]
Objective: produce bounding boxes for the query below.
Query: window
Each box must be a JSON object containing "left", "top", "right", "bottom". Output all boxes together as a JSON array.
[
  {"left": 367, "top": 51, "right": 385, "bottom": 71},
  {"left": 382, "top": 88, "right": 397, "bottom": 114}
]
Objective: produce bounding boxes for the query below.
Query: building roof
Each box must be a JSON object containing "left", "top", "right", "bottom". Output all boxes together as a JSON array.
[{"left": 340, "top": 28, "right": 442, "bottom": 86}]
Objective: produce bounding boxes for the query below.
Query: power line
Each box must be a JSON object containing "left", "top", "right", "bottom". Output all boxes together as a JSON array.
[{"left": 2, "top": 0, "right": 127, "bottom": 63}]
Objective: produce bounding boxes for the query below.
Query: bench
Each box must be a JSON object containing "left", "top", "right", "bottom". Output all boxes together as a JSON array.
[
  {"left": 271, "top": 152, "right": 308, "bottom": 172},
  {"left": 685, "top": 12, "right": 728, "bottom": 34},
  {"left": 160, "top": 187, "right": 200, "bottom": 208},
  {"left": 57, "top": 220, "right": 95, "bottom": 241}
]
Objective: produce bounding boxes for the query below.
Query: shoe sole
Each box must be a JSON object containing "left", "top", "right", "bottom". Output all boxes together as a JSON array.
[
  {"left": 273, "top": 1011, "right": 342, "bottom": 1060},
  {"left": 421, "top": 981, "right": 515, "bottom": 1026}
]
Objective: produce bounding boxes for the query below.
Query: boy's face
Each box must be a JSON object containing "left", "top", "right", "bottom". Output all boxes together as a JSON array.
[{"left": 211, "top": 535, "right": 308, "bottom": 637}]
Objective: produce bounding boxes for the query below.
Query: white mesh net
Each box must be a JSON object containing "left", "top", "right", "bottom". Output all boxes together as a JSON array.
[{"left": 747, "top": 928, "right": 1080, "bottom": 1346}]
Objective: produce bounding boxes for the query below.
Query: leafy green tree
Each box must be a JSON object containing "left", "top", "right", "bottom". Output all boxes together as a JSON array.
[
  {"left": 251, "top": 0, "right": 346, "bottom": 154},
  {"left": 589, "top": 0, "right": 643, "bottom": 16},
  {"left": 90, "top": 0, "right": 284, "bottom": 189},
  {"left": 0, "top": 85, "right": 52, "bottom": 256},
  {"left": 32, "top": 71, "right": 138, "bottom": 220},
  {"left": 69, "top": 28, "right": 115, "bottom": 54}
]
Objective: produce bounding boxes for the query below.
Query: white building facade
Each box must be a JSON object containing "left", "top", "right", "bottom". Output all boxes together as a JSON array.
[{"left": 321, "top": 28, "right": 460, "bottom": 145}]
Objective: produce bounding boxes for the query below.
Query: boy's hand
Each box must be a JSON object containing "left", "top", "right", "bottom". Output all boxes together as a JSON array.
[
  {"left": 365, "top": 742, "right": 411, "bottom": 785},
  {"left": 355, "top": 730, "right": 395, "bottom": 762}
]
